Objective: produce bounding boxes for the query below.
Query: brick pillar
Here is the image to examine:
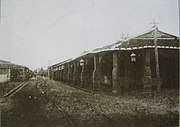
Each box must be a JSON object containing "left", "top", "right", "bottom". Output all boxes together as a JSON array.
[
  {"left": 76, "top": 62, "right": 81, "bottom": 85},
  {"left": 54, "top": 70, "right": 56, "bottom": 81},
  {"left": 61, "top": 69, "right": 64, "bottom": 81},
  {"left": 56, "top": 70, "right": 58, "bottom": 81},
  {"left": 8, "top": 68, "right": 11, "bottom": 81},
  {"left": 64, "top": 65, "right": 67, "bottom": 82},
  {"left": 69, "top": 64, "right": 73, "bottom": 83},
  {"left": 112, "top": 52, "right": 119, "bottom": 93},
  {"left": 60, "top": 70, "right": 63, "bottom": 81},
  {"left": 48, "top": 67, "right": 50, "bottom": 80},
  {"left": 67, "top": 64, "right": 71, "bottom": 83},
  {"left": 58, "top": 69, "right": 61, "bottom": 81},
  {"left": 58, "top": 70, "right": 60, "bottom": 81},
  {"left": 80, "top": 59, "right": 88, "bottom": 87},
  {"left": 55, "top": 70, "right": 57, "bottom": 81},
  {"left": 92, "top": 54, "right": 102, "bottom": 91},
  {"left": 63, "top": 66, "right": 66, "bottom": 82},
  {"left": 22, "top": 67, "right": 26, "bottom": 81},
  {"left": 142, "top": 50, "right": 152, "bottom": 89},
  {"left": 56, "top": 71, "right": 59, "bottom": 81},
  {"left": 51, "top": 68, "right": 54, "bottom": 80},
  {"left": 49, "top": 68, "right": 52, "bottom": 80},
  {"left": 73, "top": 61, "right": 77, "bottom": 85},
  {"left": 80, "top": 61, "right": 85, "bottom": 87},
  {"left": 56, "top": 70, "right": 59, "bottom": 81},
  {"left": 84, "top": 59, "right": 88, "bottom": 86}
]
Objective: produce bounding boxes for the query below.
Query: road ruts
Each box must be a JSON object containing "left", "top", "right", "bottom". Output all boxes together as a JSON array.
[
  {"left": 38, "top": 78, "right": 120, "bottom": 127},
  {"left": 3, "top": 81, "right": 29, "bottom": 98}
]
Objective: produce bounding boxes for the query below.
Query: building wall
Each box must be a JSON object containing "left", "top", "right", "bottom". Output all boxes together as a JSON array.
[
  {"left": 158, "top": 49, "right": 179, "bottom": 89},
  {"left": 112, "top": 48, "right": 179, "bottom": 91},
  {"left": 50, "top": 48, "right": 179, "bottom": 92},
  {"left": 0, "top": 68, "right": 10, "bottom": 82}
]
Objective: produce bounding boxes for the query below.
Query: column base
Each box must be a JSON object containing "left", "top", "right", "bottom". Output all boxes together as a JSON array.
[
  {"left": 112, "top": 90, "right": 117, "bottom": 94},
  {"left": 142, "top": 76, "right": 152, "bottom": 90}
]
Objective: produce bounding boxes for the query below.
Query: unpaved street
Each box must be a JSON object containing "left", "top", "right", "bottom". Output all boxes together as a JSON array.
[{"left": 0, "top": 78, "right": 179, "bottom": 127}]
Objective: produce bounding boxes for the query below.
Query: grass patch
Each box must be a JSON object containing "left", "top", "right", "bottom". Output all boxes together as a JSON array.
[
  {"left": 0, "top": 82, "right": 24, "bottom": 97},
  {"left": 1, "top": 79, "right": 179, "bottom": 127}
]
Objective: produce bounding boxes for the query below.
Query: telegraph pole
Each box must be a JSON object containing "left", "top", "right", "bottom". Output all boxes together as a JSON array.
[
  {"left": 48, "top": 61, "right": 50, "bottom": 80},
  {"left": 151, "top": 20, "right": 161, "bottom": 91}
]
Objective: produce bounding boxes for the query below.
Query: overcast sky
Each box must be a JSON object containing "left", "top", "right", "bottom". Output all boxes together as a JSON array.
[{"left": 0, "top": 0, "right": 179, "bottom": 70}]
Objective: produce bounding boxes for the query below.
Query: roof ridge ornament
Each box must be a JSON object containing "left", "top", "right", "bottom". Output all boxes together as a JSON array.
[{"left": 150, "top": 19, "right": 159, "bottom": 29}]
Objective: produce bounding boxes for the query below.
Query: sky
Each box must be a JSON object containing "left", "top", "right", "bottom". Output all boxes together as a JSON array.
[{"left": 0, "top": 0, "right": 179, "bottom": 70}]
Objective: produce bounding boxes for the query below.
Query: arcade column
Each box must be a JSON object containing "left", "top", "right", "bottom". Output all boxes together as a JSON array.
[
  {"left": 112, "top": 52, "right": 119, "bottom": 93},
  {"left": 80, "top": 58, "right": 88, "bottom": 87},
  {"left": 142, "top": 50, "right": 152, "bottom": 90},
  {"left": 92, "top": 54, "right": 102, "bottom": 91},
  {"left": 22, "top": 67, "right": 26, "bottom": 81},
  {"left": 73, "top": 61, "right": 78, "bottom": 85},
  {"left": 67, "top": 64, "right": 71, "bottom": 83}
]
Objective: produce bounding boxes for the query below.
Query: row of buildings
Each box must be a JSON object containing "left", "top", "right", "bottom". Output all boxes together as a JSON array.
[
  {"left": 0, "top": 60, "right": 32, "bottom": 83},
  {"left": 48, "top": 27, "right": 179, "bottom": 93}
]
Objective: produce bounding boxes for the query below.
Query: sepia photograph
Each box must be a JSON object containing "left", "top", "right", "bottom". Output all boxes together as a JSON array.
[{"left": 0, "top": 0, "right": 179, "bottom": 127}]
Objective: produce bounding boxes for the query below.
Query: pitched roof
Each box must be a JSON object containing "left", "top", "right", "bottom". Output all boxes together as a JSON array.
[
  {"left": 0, "top": 60, "right": 25, "bottom": 69},
  {"left": 92, "top": 41, "right": 123, "bottom": 52},
  {"left": 0, "top": 60, "right": 11, "bottom": 64},
  {"left": 88, "top": 27, "right": 179, "bottom": 52},
  {"left": 52, "top": 59, "right": 72, "bottom": 68},
  {"left": 134, "top": 27, "right": 177, "bottom": 39},
  {"left": 118, "top": 27, "right": 179, "bottom": 49},
  {"left": 51, "top": 27, "right": 179, "bottom": 66}
]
